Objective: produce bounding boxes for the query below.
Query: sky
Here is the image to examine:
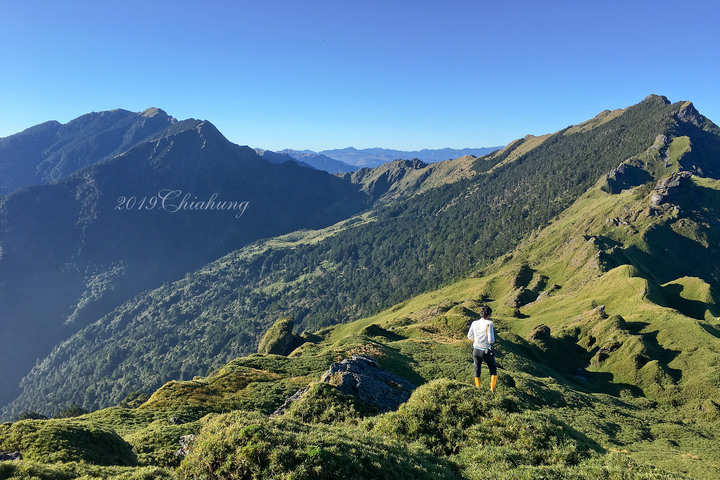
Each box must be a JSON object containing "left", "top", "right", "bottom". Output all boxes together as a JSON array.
[{"left": 1, "top": 0, "right": 719, "bottom": 151}]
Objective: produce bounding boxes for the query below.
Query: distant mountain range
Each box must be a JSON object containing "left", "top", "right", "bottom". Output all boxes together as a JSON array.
[
  {"left": 313, "top": 146, "right": 504, "bottom": 168},
  {"left": 257, "top": 146, "right": 504, "bottom": 173}
]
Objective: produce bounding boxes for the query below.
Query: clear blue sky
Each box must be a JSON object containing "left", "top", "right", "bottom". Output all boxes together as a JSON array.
[{"left": 1, "top": 0, "right": 718, "bottom": 151}]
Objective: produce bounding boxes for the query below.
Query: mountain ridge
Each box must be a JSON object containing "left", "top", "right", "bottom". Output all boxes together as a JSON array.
[{"left": 0, "top": 108, "right": 177, "bottom": 196}]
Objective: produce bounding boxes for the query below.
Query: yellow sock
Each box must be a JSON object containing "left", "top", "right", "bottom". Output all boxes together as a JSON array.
[
  {"left": 474, "top": 377, "right": 481, "bottom": 387},
  {"left": 490, "top": 375, "right": 497, "bottom": 392}
]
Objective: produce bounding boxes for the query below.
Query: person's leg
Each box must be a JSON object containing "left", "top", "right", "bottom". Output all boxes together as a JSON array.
[
  {"left": 488, "top": 351, "right": 498, "bottom": 392},
  {"left": 472, "top": 348, "right": 482, "bottom": 387}
]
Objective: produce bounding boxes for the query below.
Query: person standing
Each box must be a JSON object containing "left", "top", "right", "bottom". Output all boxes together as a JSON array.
[{"left": 467, "top": 305, "right": 497, "bottom": 392}]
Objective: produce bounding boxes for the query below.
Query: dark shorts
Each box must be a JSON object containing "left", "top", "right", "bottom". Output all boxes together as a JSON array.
[{"left": 472, "top": 347, "right": 497, "bottom": 377}]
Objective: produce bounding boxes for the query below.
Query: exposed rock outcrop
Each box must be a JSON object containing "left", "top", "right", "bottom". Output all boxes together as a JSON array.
[
  {"left": 528, "top": 324, "right": 551, "bottom": 341},
  {"left": 650, "top": 171, "right": 694, "bottom": 206},
  {"left": 271, "top": 386, "right": 310, "bottom": 416},
  {"left": 0, "top": 452, "right": 23, "bottom": 461},
  {"left": 174, "top": 434, "right": 195, "bottom": 460},
  {"left": 319, "top": 355, "right": 415, "bottom": 412},
  {"left": 644, "top": 94, "right": 670, "bottom": 105},
  {"left": 675, "top": 102, "right": 703, "bottom": 128},
  {"left": 604, "top": 160, "right": 654, "bottom": 194},
  {"left": 274, "top": 355, "right": 415, "bottom": 416}
]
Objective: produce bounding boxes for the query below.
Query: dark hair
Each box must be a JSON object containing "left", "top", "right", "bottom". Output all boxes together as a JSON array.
[{"left": 480, "top": 306, "right": 492, "bottom": 318}]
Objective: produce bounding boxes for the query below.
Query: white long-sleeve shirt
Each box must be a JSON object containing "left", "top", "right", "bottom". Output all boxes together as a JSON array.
[{"left": 467, "top": 318, "right": 495, "bottom": 350}]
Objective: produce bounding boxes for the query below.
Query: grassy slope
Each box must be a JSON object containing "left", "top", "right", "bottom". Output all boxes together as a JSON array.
[{"left": 314, "top": 171, "right": 720, "bottom": 478}]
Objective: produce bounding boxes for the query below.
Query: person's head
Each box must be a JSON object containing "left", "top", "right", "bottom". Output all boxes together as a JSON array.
[{"left": 480, "top": 305, "right": 492, "bottom": 319}]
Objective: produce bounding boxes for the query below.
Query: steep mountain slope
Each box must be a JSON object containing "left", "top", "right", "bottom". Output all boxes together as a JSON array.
[
  {"left": 6, "top": 95, "right": 713, "bottom": 419},
  {"left": 0, "top": 116, "right": 367, "bottom": 409},
  {"left": 0, "top": 108, "right": 176, "bottom": 195},
  {"left": 474, "top": 172, "right": 720, "bottom": 405}
]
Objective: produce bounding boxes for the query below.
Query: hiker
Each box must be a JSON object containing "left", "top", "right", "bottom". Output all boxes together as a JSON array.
[{"left": 467, "top": 305, "right": 497, "bottom": 392}]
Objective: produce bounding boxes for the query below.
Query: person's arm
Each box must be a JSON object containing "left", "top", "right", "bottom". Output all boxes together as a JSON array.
[
  {"left": 488, "top": 323, "right": 496, "bottom": 344},
  {"left": 467, "top": 324, "right": 474, "bottom": 341}
]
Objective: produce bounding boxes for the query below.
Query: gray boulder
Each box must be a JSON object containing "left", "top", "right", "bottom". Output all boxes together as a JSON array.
[
  {"left": 0, "top": 452, "right": 22, "bottom": 461},
  {"left": 319, "top": 355, "right": 415, "bottom": 412},
  {"left": 272, "top": 355, "right": 416, "bottom": 417},
  {"left": 174, "top": 434, "right": 195, "bottom": 460},
  {"left": 528, "top": 324, "right": 551, "bottom": 341},
  {"left": 650, "top": 171, "right": 694, "bottom": 206}
]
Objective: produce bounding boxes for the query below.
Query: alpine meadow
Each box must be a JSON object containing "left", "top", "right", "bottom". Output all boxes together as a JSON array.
[{"left": 1, "top": 94, "right": 720, "bottom": 479}]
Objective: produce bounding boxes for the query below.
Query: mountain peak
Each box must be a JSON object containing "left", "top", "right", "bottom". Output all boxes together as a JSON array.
[
  {"left": 0, "top": 108, "right": 179, "bottom": 196},
  {"left": 141, "top": 107, "right": 169, "bottom": 118},
  {"left": 643, "top": 94, "right": 671, "bottom": 105},
  {"left": 675, "top": 100, "right": 704, "bottom": 127}
]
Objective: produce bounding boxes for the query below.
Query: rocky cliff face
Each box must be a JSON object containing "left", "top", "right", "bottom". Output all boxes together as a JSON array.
[{"left": 650, "top": 171, "right": 695, "bottom": 206}]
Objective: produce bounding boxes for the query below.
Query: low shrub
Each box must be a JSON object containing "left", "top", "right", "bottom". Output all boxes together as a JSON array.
[
  {"left": 53, "top": 404, "right": 89, "bottom": 419},
  {"left": 257, "top": 317, "right": 303, "bottom": 355},
  {"left": 124, "top": 418, "right": 204, "bottom": 467},
  {"left": 0, "top": 461, "right": 173, "bottom": 480},
  {"left": 0, "top": 419, "right": 136, "bottom": 466},
  {"left": 456, "top": 410, "right": 581, "bottom": 476},
  {"left": 373, "top": 379, "right": 518, "bottom": 455},
  {"left": 177, "top": 410, "right": 460, "bottom": 479},
  {"left": 283, "top": 382, "right": 378, "bottom": 424},
  {"left": 461, "top": 452, "right": 694, "bottom": 480}
]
